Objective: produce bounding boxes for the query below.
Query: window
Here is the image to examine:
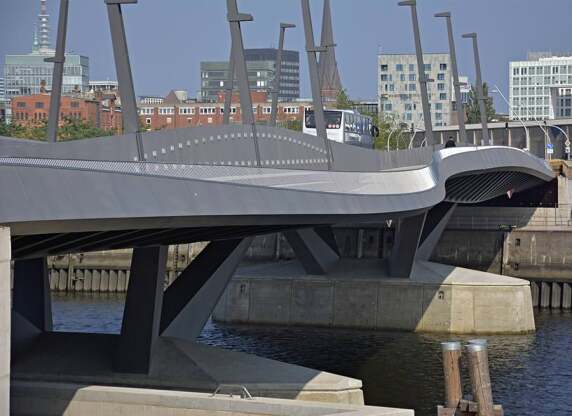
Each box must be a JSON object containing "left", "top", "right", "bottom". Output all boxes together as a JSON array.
[
  {"left": 159, "top": 107, "right": 174, "bottom": 115},
  {"left": 35, "top": 102, "right": 44, "bottom": 109},
  {"left": 16, "top": 102, "right": 26, "bottom": 108},
  {"left": 263, "top": 107, "right": 271, "bottom": 114},
  {"left": 513, "top": 67, "right": 519, "bottom": 76},
  {"left": 199, "top": 107, "right": 216, "bottom": 115},
  {"left": 179, "top": 107, "right": 195, "bottom": 115},
  {"left": 437, "top": 73, "right": 445, "bottom": 81},
  {"left": 380, "top": 64, "right": 388, "bottom": 72},
  {"left": 435, "top": 103, "right": 443, "bottom": 110},
  {"left": 437, "top": 83, "right": 445, "bottom": 91},
  {"left": 145, "top": 118, "right": 151, "bottom": 125},
  {"left": 400, "top": 74, "right": 406, "bottom": 82},
  {"left": 409, "top": 83, "right": 417, "bottom": 91},
  {"left": 440, "top": 63, "right": 447, "bottom": 71},
  {"left": 424, "top": 64, "right": 431, "bottom": 71},
  {"left": 409, "top": 74, "right": 416, "bottom": 81},
  {"left": 405, "top": 103, "right": 412, "bottom": 111},
  {"left": 283, "top": 106, "right": 299, "bottom": 114},
  {"left": 409, "top": 64, "right": 415, "bottom": 72},
  {"left": 384, "top": 103, "right": 392, "bottom": 111},
  {"left": 396, "top": 64, "right": 404, "bottom": 71},
  {"left": 435, "top": 112, "right": 443, "bottom": 120},
  {"left": 381, "top": 74, "right": 388, "bottom": 81},
  {"left": 71, "top": 101, "right": 80, "bottom": 108},
  {"left": 439, "top": 93, "right": 447, "bottom": 100},
  {"left": 139, "top": 107, "right": 154, "bottom": 115}
]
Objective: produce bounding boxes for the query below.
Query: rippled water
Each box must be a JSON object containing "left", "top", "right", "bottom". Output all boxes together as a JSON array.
[{"left": 52, "top": 292, "right": 572, "bottom": 416}]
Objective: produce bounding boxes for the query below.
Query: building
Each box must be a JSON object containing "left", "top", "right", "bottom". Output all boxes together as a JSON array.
[
  {"left": 139, "top": 90, "right": 310, "bottom": 131},
  {"left": 200, "top": 48, "right": 300, "bottom": 103},
  {"left": 11, "top": 93, "right": 122, "bottom": 133},
  {"left": 450, "top": 75, "right": 471, "bottom": 126},
  {"left": 352, "top": 100, "right": 378, "bottom": 116},
  {"left": 89, "top": 80, "right": 118, "bottom": 93},
  {"left": 3, "top": 0, "right": 89, "bottom": 102},
  {"left": 378, "top": 53, "right": 452, "bottom": 128},
  {"left": 509, "top": 52, "right": 572, "bottom": 121}
]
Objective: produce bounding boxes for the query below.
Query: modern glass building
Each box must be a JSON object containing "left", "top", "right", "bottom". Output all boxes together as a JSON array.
[
  {"left": 378, "top": 53, "right": 452, "bottom": 129},
  {"left": 509, "top": 52, "right": 572, "bottom": 121},
  {"left": 4, "top": 52, "right": 89, "bottom": 99},
  {"left": 200, "top": 48, "right": 300, "bottom": 102}
]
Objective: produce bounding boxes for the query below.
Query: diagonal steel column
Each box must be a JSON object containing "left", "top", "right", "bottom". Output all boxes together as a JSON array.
[
  {"left": 435, "top": 12, "right": 467, "bottom": 144},
  {"left": 301, "top": 0, "right": 332, "bottom": 170},
  {"left": 45, "top": 0, "right": 69, "bottom": 143},
  {"left": 270, "top": 23, "right": 295, "bottom": 127},
  {"left": 223, "top": 43, "right": 235, "bottom": 125},
  {"left": 463, "top": 32, "right": 490, "bottom": 145},
  {"left": 399, "top": 0, "right": 434, "bottom": 146},
  {"left": 105, "top": 0, "right": 143, "bottom": 160},
  {"left": 226, "top": 0, "right": 260, "bottom": 166}
]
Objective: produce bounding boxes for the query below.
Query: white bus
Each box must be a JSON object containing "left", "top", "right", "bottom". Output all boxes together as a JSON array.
[{"left": 303, "top": 108, "right": 378, "bottom": 148}]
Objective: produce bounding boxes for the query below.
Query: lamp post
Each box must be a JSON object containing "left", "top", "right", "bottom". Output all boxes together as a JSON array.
[
  {"left": 462, "top": 32, "right": 490, "bottom": 146},
  {"left": 435, "top": 11, "right": 467, "bottom": 144},
  {"left": 387, "top": 127, "right": 400, "bottom": 152},
  {"left": 270, "top": 23, "right": 296, "bottom": 127},
  {"left": 491, "top": 86, "right": 531, "bottom": 150},
  {"left": 398, "top": 0, "right": 434, "bottom": 146}
]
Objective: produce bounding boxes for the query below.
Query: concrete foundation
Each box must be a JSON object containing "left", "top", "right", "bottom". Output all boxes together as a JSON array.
[
  {"left": 12, "top": 332, "right": 365, "bottom": 406},
  {"left": 214, "top": 260, "right": 535, "bottom": 334},
  {"left": 11, "top": 381, "right": 412, "bottom": 416},
  {"left": 0, "top": 227, "right": 10, "bottom": 415}
]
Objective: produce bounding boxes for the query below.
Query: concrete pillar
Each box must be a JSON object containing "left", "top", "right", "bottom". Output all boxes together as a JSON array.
[
  {"left": 161, "top": 237, "right": 253, "bottom": 341},
  {"left": 540, "top": 281, "right": 551, "bottom": 308},
  {"left": 389, "top": 212, "right": 426, "bottom": 278},
  {"left": 115, "top": 246, "right": 167, "bottom": 374},
  {"left": 0, "top": 227, "right": 11, "bottom": 415},
  {"left": 508, "top": 128, "right": 512, "bottom": 147},
  {"left": 562, "top": 283, "right": 571, "bottom": 309},
  {"left": 284, "top": 228, "right": 340, "bottom": 275},
  {"left": 530, "top": 281, "right": 539, "bottom": 307},
  {"left": 551, "top": 282, "right": 562, "bottom": 309},
  {"left": 13, "top": 257, "right": 52, "bottom": 332},
  {"left": 417, "top": 202, "right": 456, "bottom": 261}
]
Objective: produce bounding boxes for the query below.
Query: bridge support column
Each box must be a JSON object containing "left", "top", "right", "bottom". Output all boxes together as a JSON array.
[
  {"left": 115, "top": 246, "right": 167, "bottom": 374},
  {"left": 13, "top": 257, "right": 52, "bottom": 332},
  {"left": 285, "top": 228, "right": 340, "bottom": 275},
  {"left": 416, "top": 202, "right": 457, "bottom": 261},
  {"left": 161, "top": 238, "right": 253, "bottom": 341},
  {"left": 389, "top": 213, "right": 426, "bottom": 278},
  {"left": 0, "top": 227, "right": 10, "bottom": 415}
]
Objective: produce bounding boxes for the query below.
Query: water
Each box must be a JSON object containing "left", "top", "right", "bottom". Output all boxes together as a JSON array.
[{"left": 52, "top": 292, "right": 572, "bottom": 416}]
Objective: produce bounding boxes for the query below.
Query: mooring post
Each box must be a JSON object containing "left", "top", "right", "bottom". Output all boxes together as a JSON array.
[
  {"left": 466, "top": 341, "right": 494, "bottom": 416},
  {"left": 441, "top": 341, "right": 462, "bottom": 409}
]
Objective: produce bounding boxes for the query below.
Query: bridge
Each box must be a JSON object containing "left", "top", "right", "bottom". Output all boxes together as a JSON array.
[{"left": 0, "top": 0, "right": 557, "bottom": 414}]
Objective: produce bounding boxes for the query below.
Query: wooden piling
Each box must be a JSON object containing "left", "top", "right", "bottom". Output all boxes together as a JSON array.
[
  {"left": 530, "top": 281, "right": 539, "bottom": 307},
  {"left": 466, "top": 343, "right": 494, "bottom": 416},
  {"left": 441, "top": 341, "right": 462, "bottom": 409},
  {"left": 540, "top": 281, "right": 551, "bottom": 308},
  {"left": 563, "top": 283, "right": 572, "bottom": 310}
]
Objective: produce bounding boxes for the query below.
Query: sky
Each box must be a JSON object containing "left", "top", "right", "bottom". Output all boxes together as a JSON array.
[{"left": 1, "top": 0, "right": 572, "bottom": 113}]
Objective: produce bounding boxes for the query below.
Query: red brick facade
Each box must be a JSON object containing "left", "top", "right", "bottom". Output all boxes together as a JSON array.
[
  {"left": 11, "top": 94, "right": 123, "bottom": 133},
  {"left": 139, "top": 91, "right": 311, "bottom": 131}
]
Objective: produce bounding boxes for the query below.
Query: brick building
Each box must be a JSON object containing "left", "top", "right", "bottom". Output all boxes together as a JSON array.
[
  {"left": 11, "top": 93, "right": 122, "bottom": 132},
  {"left": 139, "top": 90, "right": 311, "bottom": 131}
]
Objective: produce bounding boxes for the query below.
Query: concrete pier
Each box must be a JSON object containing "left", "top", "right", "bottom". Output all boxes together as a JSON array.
[
  {"left": 0, "top": 227, "right": 10, "bottom": 415},
  {"left": 214, "top": 259, "right": 536, "bottom": 334}
]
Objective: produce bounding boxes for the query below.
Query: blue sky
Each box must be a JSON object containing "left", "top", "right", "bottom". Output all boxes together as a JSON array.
[{"left": 2, "top": 0, "right": 572, "bottom": 112}]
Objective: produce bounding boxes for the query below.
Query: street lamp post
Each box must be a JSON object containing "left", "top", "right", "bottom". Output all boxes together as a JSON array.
[
  {"left": 462, "top": 32, "right": 490, "bottom": 146},
  {"left": 398, "top": 0, "right": 434, "bottom": 146},
  {"left": 491, "top": 86, "right": 531, "bottom": 150},
  {"left": 435, "top": 12, "right": 467, "bottom": 144},
  {"left": 270, "top": 23, "right": 296, "bottom": 127}
]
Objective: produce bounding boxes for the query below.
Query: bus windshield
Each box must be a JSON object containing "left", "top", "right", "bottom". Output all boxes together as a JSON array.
[{"left": 304, "top": 110, "right": 343, "bottom": 130}]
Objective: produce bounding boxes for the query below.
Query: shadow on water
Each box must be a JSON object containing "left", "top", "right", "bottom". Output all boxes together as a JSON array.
[{"left": 52, "top": 293, "right": 572, "bottom": 416}]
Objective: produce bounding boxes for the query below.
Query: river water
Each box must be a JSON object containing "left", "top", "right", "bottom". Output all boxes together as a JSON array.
[{"left": 52, "top": 292, "right": 572, "bottom": 416}]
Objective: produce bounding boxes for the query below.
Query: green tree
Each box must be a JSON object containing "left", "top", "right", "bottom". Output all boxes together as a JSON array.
[
  {"left": 0, "top": 118, "right": 114, "bottom": 141},
  {"left": 466, "top": 82, "right": 496, "bottom": 124},
  {"left": 281, "top": 119, "right": 302, "bottom": 132},
  {"left": 335, "top": 89, "right": 354, "bottom": 110}
]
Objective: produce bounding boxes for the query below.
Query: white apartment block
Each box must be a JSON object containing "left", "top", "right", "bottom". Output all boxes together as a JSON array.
[
  {"left": 378, "top": 53, "right": 452, "bottom": 129},
  {"left": 509, "top": 52, "right": 572, "bottom": 121}
]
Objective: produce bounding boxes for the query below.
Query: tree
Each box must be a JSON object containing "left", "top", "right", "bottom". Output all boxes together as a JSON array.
[
  {"left": 0, "top": 118, "right": 114, "bottom": 141},
  {"left": 335, "top": 89, "right": 354, "bottom": 110},
  {"left": 466, "top": 82, "right": 496, "bottom": 124}
]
